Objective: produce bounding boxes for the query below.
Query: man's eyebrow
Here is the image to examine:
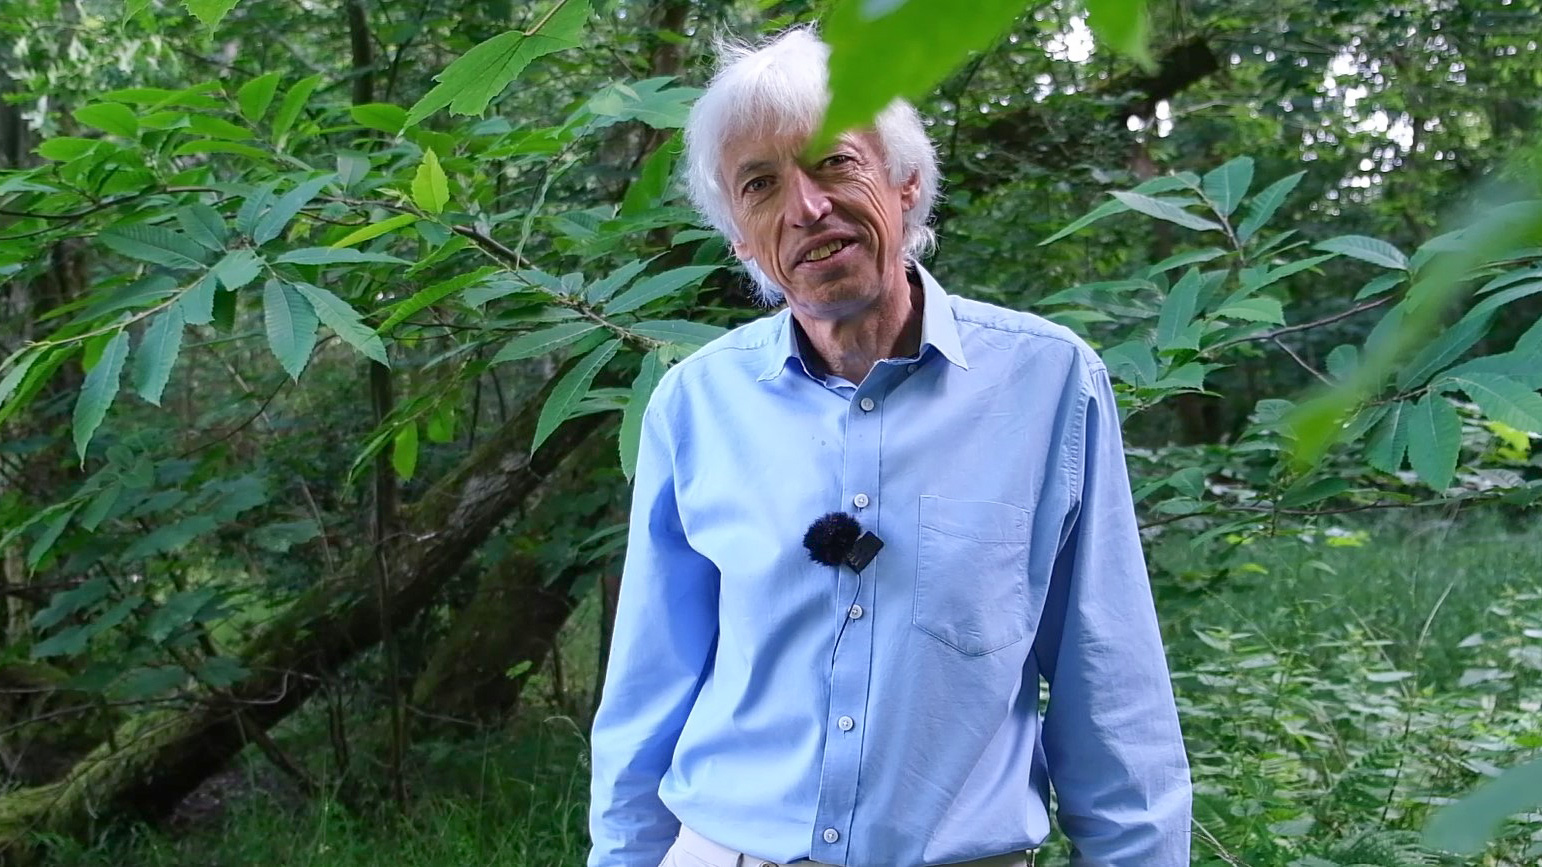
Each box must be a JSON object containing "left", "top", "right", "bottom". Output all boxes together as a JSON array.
[{"left": 733, "top": 159, "right": 776, "bottom": 182}]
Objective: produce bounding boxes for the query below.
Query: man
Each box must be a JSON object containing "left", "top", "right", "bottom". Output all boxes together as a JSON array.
[{"left": 588, "top": 26, "right": 1191, "bottom": 867}]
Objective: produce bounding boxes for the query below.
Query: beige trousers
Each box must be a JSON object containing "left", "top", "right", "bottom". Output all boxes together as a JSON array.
[{"left": 662, "top": 824, "right": 1034, "bottom": 867}]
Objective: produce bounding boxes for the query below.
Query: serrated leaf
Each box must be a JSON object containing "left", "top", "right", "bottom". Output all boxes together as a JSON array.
[
  {"left": 491, "top": 322, "right": 600, "bottom": 363},
  {"left": 1201, "top": 156, "right": 1253, "bottom": 217},
  {"left": 292, "top": 282, "right": 387, "bottom": 365},
  {"left": 211, "top": 249, "right": 263, "bottom": 291},
  {"left": 27, "top": 504, "right": 81, "bottom": 569},
  {"left": 392, "top": 422, "right": 419, "bottom": 481},
  {"left": 620, "top": 351, "right": 665, "bottom": 480},
  {"left": 275, "top": 247, "right": 407, "bottom": 265},
  {"left": 73, "top": 103, "right": 138, "bottom": 138},
  {"left": 252, "top": 173, "right": 335, "bottom": 246},
  {"left": 1111, "top": 191, "right": 1223, "bottom": 232},
  {"left": 79, "top": 481, "right": 124, "bottom": 532},
  {"left": 1041, "top": 198, "right": 1133, "bottom": 247},
  {"left": 1467, "top": 280, "right": 1542, "bottom": 320},
  {"left": 183, "top": 0, "right": 239, "bottom": 29},
  {"left": 1215, "top": 297, "right": 1284, "bottom": 325},
  {"left": 36, "top": 137, "right": 98, "bottom": 162},
  {"left": 178, "top": 273, "right": 218, "bottom": 326},
  {"left": 110, "top": 665, "right": 188, "bottom": 700},
  {"left": 262, "top": 279, "right": 318, "bottom": 379},
  {"left": 1445, "top": 373, "right": 1542, "bottom": 433},
  {"left": 73, "top": 330, "right": 130, "bottom": 461},
  {"left": 532, "top": 339, "right": 620, "bottom": 453},
  {"left": 1353, "top": 272, "right": 1405, "bottom": 301},
  {"left": 1102, "top": 341, "right": 1158, "bottom": 387},
  {"left": 0, "top": 348, "right": 41, "bottom": 411},
  {"left": 1313, "top": 234, "right": 1409, "bottom": 270},
  {"left": 196, "top": 656, "right": 251, "bottom": 688},
  {"left": 1278, "top": 476, "right": 1350, "bottom": 509},
  {"left": 98, "top": 225, "right": 209, "bottom": 270},
  {"left": 351, "top": 102, "right": 407, "bottom": 134},
  {"left": 235, "top": 182, "right": 277, "bottom": 236},
  {"left": 237, "top": 72, "right": 281, "bottom": 124},
  {"left": 133, "top": 306, "right": 184, "bottom": 406},
  {"left": 584, "top": 258, "right": 655, "bottom": 304},
  {"left": 32, "top": 577, "right": 112, "bottom": 632},
  {"left": 1145, "top": 248, "right": 1226, "bottom": 277},
  {"left": 31, "top": 625, "right": 91, "bottom": 659},
  {"left": 1406, "top": 393, "right": 1461, "bottom": 490},
  {"left": 1156, "top": 269, "right": 1203, "bottom": 351},
  {"left": 1396, "top": 311, "right": 1493, "bottom": 390},
  {"left": 1237, "top": 171, "right": 1305, "bottom": 244},
  {"left": 377, "top": 266, "right": 500, "bottom": 334},
  {"left": 271, "top": 73, "right": 322, "bottom": 142},
  {"left": 1326, "top": 344, "right": 1359, "bottom": 382},
  {"left": 252, "top": 520, "right": 320, "bottom": 553},
  {"left": 175, "top": 204, "right": 228, "bottom": 251},
  {"left": 815, "top": 0, "right": 1029, "bottom": 150},
  {"left": 627, "top": 319, "right": 725, "bottom": 349},
  {"left": 411, "top": 149, "right": 450, "bottom": 215},
  {"left": 332, "top": 213, "right": 418, "bottom": 249},
  {"left": 403, "top": 0, "right": 590, "bottom": 128},
  {"left": 605, "top": 265, "right": 718, "bottom": 315}
]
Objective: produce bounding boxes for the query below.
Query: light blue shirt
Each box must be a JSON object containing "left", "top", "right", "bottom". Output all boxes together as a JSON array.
[{"left": 588, "top": 265, "right": 1191, "bottom": 867}]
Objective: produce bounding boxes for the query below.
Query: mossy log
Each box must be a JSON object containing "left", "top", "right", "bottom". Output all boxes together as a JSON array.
[{"left": 0, "top": 377, "right": 605, "bottom": 862}]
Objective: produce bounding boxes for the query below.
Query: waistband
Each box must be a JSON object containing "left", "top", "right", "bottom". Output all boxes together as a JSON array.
[{"left": 673, "top": 825, "right": 1035, "bottom": 867}]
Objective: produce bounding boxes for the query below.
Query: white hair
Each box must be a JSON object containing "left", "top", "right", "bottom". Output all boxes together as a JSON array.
[{"left": 683, "top": 26, "right": 941, "bottom": 305}]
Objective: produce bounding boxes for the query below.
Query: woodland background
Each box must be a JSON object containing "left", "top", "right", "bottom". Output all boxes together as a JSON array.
[{"left": 1, "top": 0, "right": 1540, "bottom": 864}]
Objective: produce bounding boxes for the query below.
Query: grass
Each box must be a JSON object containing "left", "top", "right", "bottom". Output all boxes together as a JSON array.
[{"left": 49, "top": 510, "right": 1542, "bottom": 867}]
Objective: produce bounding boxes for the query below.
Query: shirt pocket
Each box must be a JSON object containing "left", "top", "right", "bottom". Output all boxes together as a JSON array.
[{"left": 912, "top": 495, "right": 1031, "bottom": 656}]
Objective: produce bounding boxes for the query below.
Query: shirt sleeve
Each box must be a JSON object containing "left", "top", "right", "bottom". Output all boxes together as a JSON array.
[
  {"left": 588, "top": 396, "right": 720, "bottom": 867},
  {"left": 1032, "top": 361, "right": 1192, "bottom": 867}
]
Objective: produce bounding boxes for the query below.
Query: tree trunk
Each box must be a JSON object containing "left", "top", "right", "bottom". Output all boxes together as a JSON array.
[{"left": 0, "top": 375, "right": 606, "bottom": 861}]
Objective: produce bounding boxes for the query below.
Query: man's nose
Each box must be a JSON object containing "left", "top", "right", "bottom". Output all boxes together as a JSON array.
[{"left": 783, "top": 168, "right": 832, "bottom": 228}]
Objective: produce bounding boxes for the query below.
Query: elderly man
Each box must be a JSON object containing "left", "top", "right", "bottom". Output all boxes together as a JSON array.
[{"left": 588, "top": 27, "right": 1191, "bottom": 867}]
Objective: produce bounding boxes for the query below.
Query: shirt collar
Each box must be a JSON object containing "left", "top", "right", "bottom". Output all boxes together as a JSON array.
[{"left": 757, "top": 262, "right": 970, "bottom": 381}]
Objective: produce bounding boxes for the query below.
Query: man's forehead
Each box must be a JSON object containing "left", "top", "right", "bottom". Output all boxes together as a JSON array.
[{"left": 723, "top": 129, "right": 871, "bottom": 177}]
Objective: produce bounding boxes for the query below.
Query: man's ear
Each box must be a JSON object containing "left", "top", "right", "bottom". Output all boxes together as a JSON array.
[
  {"left": 899, "top": 170, "right": 921, "bottom": 211},
  {"left": 731, "top": 237, "right": 752, "bottom": 261}
]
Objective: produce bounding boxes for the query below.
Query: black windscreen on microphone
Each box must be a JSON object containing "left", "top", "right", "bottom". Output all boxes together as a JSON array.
[{"left": 804, "top": 512, "right": 884, "bottom": 573}]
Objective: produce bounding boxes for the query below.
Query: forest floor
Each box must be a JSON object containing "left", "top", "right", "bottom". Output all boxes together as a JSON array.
[{"left": 39, "top": 509, "right": 1542, "bottom": 867}]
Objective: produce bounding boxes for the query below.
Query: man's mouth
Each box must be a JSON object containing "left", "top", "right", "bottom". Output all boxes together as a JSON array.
[{"left": 803, "top": 240, "right": 851, "bottom": 263}]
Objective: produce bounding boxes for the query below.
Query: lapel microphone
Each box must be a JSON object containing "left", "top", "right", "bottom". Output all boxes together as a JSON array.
[{"left": 803, "top": 512, "right": 884, "bottom": 573}]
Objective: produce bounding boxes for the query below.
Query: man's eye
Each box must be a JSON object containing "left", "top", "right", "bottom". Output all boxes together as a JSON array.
[
  {"left": 743, "top": 177, "right": 771, "bottom": 194},
  {"left": 822, "top": 154, "right": 854, "bottom": 168}
]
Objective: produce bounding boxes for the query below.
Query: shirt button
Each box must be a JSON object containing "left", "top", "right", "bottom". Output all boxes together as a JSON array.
[
  {"left": 823, "top": 828, "right": 840, "bottom": 844},
  {"left": 837, "top": 715, "right": 855, "bottom": 731},
  {"left": 852, "top": 493, "right": 870, "bottom": 509},
  {"left": 907, "top": 363, "right": 917, "bottom": 373},
  {"left": 848, "top": 603, "right": 864, "bottom": 619},
  {"left": 858, "top": 397, "right": 875, "bottom": 412}
]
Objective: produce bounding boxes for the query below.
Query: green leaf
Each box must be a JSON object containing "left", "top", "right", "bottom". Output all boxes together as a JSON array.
[
  {"left": 491, "top": 322, "right": 600, "bottom": 364},
  {"left": 123, "top": 515, "right": 218, "bottom": 560},
  {"left": 620, "top": 350, "right": 665, "bottom": 480},
  {"left": 376, "top": 266, "right": 500, "bottom": 334},
  {"left": 183, "top": 0, "right": 240, "bottom": 29},
  {"left": 252, "top": 173, "right": 335, "bottom": 246},
  {"left": 584, "top": 258, "right": 656, "bottom": 305},
  {"left": 262, "top": 279, "right": 318, "bottom": 379},
  {"left": 98, "top": 225, "right": 209, "bottom": 270},
  {"left": 237, "top": 72, "right": 281, "bottom": 124},
  {"left": 178, "top": 273, "right": 218, "bottom": 326},
  {"left": 1353, "top": 272, "right": 1405, "bottom": 301},
  {"left": 1277, "top": 476, "right": 1350, "bottom": 509},
  {"left": 211, "top": 249, "right": 264, "bottom": 291},
  {"left": 171, "top": 139, "right": 272, "bottom": 161},
  {"left": 36, "top": 137, "right": 98, "bottom": 162},
  {"left": 815, "top": 0, "right": 1025, "bottom": 149},
  {"left": 0, "top": 349, "right": 41, "bottom": 411},
  {"left": 1084, "top": 0, "right": 1153, "bottom": 67},
  {"left": 1200, "top": 156, "right": 1253, "bottom": 217},
  {"left": 404, "top": 0, "right": 590, "bottom": 128},
  {"left": 533, "top": 338, "right": 620, "bottom": 453},
  {"left": 79, "top": 481, "right": 124, "bottom": 531},
  {"left": 411, "top": 149, "right": 450, "bottom": 215},
  {"left": 1156, "top": 269, "right": 1203, "bottom": 351},
  {"left": 73, "top": 330, "right": 130, "bottom": 461},
  {"left": 27, "top": 504, "right": 81, "bottom": 569},
  {"left": 332, "top": 213, "right": 418, "bottom": 249},
  {"left": 292, "top": 282, "right": 388, "bottom": 365},
  {"left": 188, "top": 114, "right": 255, "bottom": 140},
  {"left": 133, "top": 306, "right": 185, "bottom": 406},
  {"left": 1240, "top": 254, "right": 1337, "bottom": 295},
  {"left": 1313, "top": 234, "right": 1409, "bottom": 270},
  {"left": 627, "top": 319, "right": 725, "bottom": 349},
  {"left": 1145, "top": 248, "right": 1226, "bottom": 277},
  {"left": 1466, "top": 280, "right": 1542, "bottom": 320},
  {"left": 196, "top": 656, "right": 251, "bottom": 689},
  {"left": 1102, "top": 341, "right": 1158, "bottom": 387},
  {"left": 32, "top": 577, "right": 112, "bottom": 632},
  {"left": 351, "top": 103, "right": 408, "bottom": 134},
  {"left": 1444, "top": 373, "right": 1542, "bottom": 433},
  {"left": 1038, "top": 198, "right": 1130, "bottom": 246},
  {"left": 275, "top": 247, "right": 407, "bottom": 266},
  {"left": 392, "top": 422, "right": 419, "bottom": 481},
  {"left": 73, "top": 103, "right": 138, "bottom": 138},
  {"left": 1406, "top": 393, "right": 1461, "bottom": 490},
  {"left": 605, "top": 265, "right": 718, "bottom": 315},
  {"left": 235, "top": 182, "right": 277, "bottom": 236},
  {"left": 252, "top": 520, "right": 320, "bottom": 553},
  {"left": 620, "top": 133, "right": 680, "bottom": 217},
  {"left": 175, "top": 204, "right": 229, "bottom": 251},
  {"left": 1426, "top": 757, "right": 1542, "bottom": 855},
  {"left": 426, "top": 404, "right": 456, "bottom": 443},
  {"left": 1214, "top": 297, "right": 1284, "bottom": 325},
  {"left": 110, "top": 666, "right": 187, "bottom": 700},
  {"left": 1237, "top": 171, "right": 1305, "bottom": 244},
  {"left": 1110, "top": 191, "right": 1223, "bottom": 232},
  {"left": 271, "top": 73, "right": 323, "bottom": 142},
  {"left": 1395, "top": 311, "right": 1493, "bottom": 390}
]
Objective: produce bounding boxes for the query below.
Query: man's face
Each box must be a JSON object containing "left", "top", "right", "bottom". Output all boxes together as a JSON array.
[{"left": 721, "top": 127, "right": 919, "bottom": 317}]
